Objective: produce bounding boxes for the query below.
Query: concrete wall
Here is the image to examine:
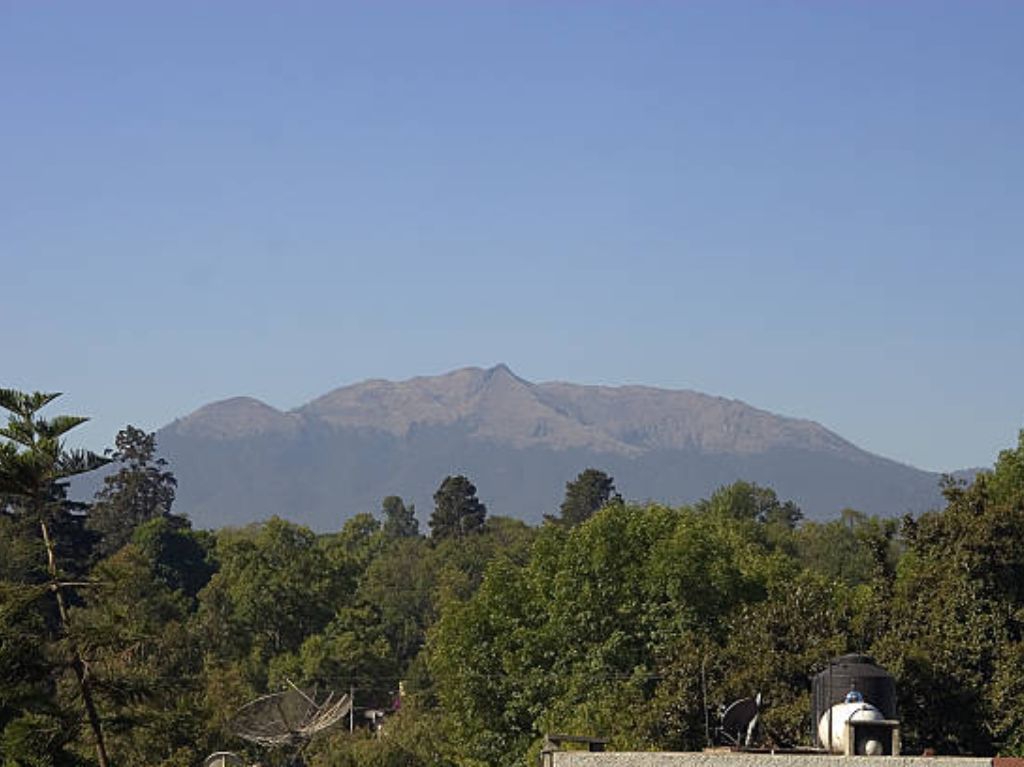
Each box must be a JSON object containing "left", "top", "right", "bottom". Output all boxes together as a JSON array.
[{"left": 550, "top": 753, "right": 994, "bottom": 767}]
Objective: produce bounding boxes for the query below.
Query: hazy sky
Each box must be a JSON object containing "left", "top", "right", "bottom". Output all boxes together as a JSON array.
[{"left": 3, "top": 1, "right": 1022, "bottom": 472}]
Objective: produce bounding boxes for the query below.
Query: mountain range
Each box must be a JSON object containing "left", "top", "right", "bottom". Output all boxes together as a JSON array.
[{"left": 156, "top": 364, "right": 949, "bottom": 530}]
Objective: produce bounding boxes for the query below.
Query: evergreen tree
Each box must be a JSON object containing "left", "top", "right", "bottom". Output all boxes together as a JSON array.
[
  {"left": 554, "top": 468, "right": 620, "bottom": 526},
  {"left": 0, "top": 389, "right": 111, "bottom": 767},
  {"left": 381, "top": 495, "right": 419, "bottom": 539},
  {"left": 89, "top": 425, "right": 177, "bottom": 558},
  {"left": 429, "top": 475, "right": 486, "bottom": 540},
  {"left": 70, "top": 546, "right": 206, "bottom": 766}
]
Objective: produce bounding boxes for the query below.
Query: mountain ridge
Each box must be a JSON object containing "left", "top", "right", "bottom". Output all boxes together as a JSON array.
[
  {"left": 157, "top": 365, "right": 945, "bottom": 529},
  {"left": 178, "top": 365, "right": 868, "bottom": 459}
]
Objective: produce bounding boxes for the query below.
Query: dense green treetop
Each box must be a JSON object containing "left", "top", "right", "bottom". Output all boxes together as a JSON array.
[
  {"left": 987, "top": 428, "right": 1024, "bottom": 508},
  {"left": 0, "top": 389, "right": 108, "bottom": 575},
  {"left": 429, "top": 474, "right": 487, "bottom": 540},
  {"left": 381, "top": 495, "right": 419, "bottom": 539},
  {"left": 89, "top": 425, "right": 177, "bottom": 558},
  {"left": 553, "top": 468, "right": 620, "bottom": 526}
]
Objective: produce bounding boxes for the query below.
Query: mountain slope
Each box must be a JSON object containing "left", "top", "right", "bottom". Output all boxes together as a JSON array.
[{"left": 156, "top": 365, "right": 946, "bottom": 529}]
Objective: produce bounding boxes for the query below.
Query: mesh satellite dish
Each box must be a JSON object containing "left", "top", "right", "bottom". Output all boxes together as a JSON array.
[
  {"left": 230, "top": 679, "right": 352, "bottom": 749},
  {"left": 719, "top": 694, "right": 763, "bottom": 747}
]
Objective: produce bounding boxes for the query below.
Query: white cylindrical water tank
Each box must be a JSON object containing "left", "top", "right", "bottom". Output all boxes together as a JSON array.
[{"left": 817, "top": 699, "right": 885, "bottom": 755}]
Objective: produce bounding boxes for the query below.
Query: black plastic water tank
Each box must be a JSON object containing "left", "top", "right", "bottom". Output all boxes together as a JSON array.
[{"left": 811, "top": 654, "right": 897, "bottom": 747}]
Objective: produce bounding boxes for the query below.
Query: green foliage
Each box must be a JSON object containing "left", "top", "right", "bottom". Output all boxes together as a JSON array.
[
  {"left": 0, "top": 390, "right": 111, "bottom": 766},
  {"left": 0, "top": 582, "right": 64, "bottom": 766},
  {"left": 326, "top": 512, "right": 385, "bottom": 577},
  {"left": 429, "top": 500, "right": 783, "bottom": 766},
  {"left": 871, "top": 463, "right": 1024, "bottom": 755},
  {"left": 428, "top": 516, "right": 537, "bottom": 624},
  {"left": 197, "top": 518, "right": 343, "bottom": 677},
  {"left": 131, "top": 515, "right": 215, "bottom": 599},
  {"left": 5, "top": 387, "right": 1024, "bottom": 764},
  {"left": 990, "top": 640, "right": 1024, "bottom": 756},
  {"left": 1, "top": 710, "right": 89, "bottom": 767},
  {"left": 796, "top": 510, "right": 899, "bottom": 587},
  {"left": 0, "top": 515, "right": 45, "bottom": 585},
  {"left": 0, "top": 390, "right": 108, "bottom": 508},
  {"left": 70, "top": 546, "right": 209, "bottom": 766},
  {"left": 381, "top": 495, "right": 419, "bottom": 539},
  {"left": 0, "top": 389, "right": 108, "bottom": 575},
  {"left": 988, "top": 429, "right": 1024, "bottom": 508},
  {"left": 713, "top": 572, "right": 856, "bottom": 745},
  {"left": 429, "top": 475, "right": 486, "bottom": 540},
  {"left": 357, "top": 536, "right": 435, "bottom": 668},
  {"left": 697, "top": 480, "right": 802, "bottom": 527},
  {"left": 88, "top": 425, "right": 177, "bottom": 558},
  {"left": 269, "top": 605, "right": 396, "bottom": 707},
  {"left": 553, "top": 468, "right": 620, "bottom": 526},
  {"left": 307, "top": 702, "right": 451, "bottom": 767}
]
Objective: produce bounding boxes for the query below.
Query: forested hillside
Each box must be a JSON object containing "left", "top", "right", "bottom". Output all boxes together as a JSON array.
[{"left": 2, "top": 389, "right": 1023, "bottom": 766}]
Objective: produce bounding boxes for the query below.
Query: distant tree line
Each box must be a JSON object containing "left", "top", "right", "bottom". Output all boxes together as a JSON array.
[{"left": 1, "top": 387, "right": 1023, "bottom": 766}]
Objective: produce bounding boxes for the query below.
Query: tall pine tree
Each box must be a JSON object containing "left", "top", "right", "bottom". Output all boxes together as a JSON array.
[
  {"left": 0, "top": 389, "right": 111, "bottom": 767},
  {"left": 430, "top": 475, "right": 486, "bottom": 540}
]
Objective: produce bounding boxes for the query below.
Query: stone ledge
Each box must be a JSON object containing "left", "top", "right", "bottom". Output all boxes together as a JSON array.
[{"left": 551, "top": 753, "right": 994, "bottom": 767}]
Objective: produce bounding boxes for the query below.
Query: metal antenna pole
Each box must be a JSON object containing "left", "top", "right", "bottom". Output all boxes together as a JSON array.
[
  {"left": 828, "top": 660, "right": 833, "bottom": 754},
  {"left": 701, "top": 655, "right": 710, "bottom": 748}
]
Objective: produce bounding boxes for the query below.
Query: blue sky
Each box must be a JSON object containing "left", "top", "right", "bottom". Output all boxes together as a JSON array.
[{"left": 2, "top": 1, "right": 1022, "bottom": 472}]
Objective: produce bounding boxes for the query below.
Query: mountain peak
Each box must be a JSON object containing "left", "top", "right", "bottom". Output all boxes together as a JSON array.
[
  {"left": 478, "top": 362, "right": 530, "bottom": 390},
  {"left": 487, "top": 361, "right": 515, "bottom": 376},
  {"left": 170, "top": 396, "right": 298, "bottom": 440}
]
